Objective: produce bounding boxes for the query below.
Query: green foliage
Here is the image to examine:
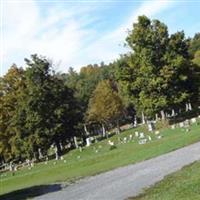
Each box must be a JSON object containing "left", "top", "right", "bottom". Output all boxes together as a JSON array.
[
  {"left": 189, "top": 33, "right": 200, "bottom": 56},
  {"left": 87, "top": 80, "right": 123, "bottom": 125},
  {"left": 0, "top": 55, "right": 80, "bottom": 161},
  {"left": 116, "top": 15, "right": 198, "bottom": 118},
  {"left": 0, "top": 65, "right": 25, "bottom": 162},
  {"left": 193, "top": 50, "right": 200, "bottom": 66}
]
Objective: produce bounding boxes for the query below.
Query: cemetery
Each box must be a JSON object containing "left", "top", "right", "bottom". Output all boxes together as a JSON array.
[
  {"left": 1, "top": 2, "right": 200, "bottom": 199},
  {"left": 1, "top": 118, "right": 200, "bottom": 198}
]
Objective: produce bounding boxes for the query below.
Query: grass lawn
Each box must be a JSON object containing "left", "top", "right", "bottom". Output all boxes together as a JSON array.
[
  {"left": 1, "top": 122, "right": 200, "bottom": 198},
  {"left": 131, "top": 161, "right": 200, "bottom": 200}
]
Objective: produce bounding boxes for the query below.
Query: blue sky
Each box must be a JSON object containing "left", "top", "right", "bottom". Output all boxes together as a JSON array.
[{"left": 1, "top": 0, "right": 200, "bottom": 75}]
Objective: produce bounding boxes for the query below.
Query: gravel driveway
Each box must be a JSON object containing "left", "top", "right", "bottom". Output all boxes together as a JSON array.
[{"left": 35, "top": 141, "right": 200, "bottom": 200}]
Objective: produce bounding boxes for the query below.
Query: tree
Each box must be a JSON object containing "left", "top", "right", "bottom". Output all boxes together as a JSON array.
[
  {"left": 193, "top": 50, "right": 200, "bottom": 66},
  {"left": 12, "top": 55, "right": 80, "bottom": 159},
  {"left": 189, "top": 33, "right": 200, "bottom": 57},
  {"left": 0, "top": 65, "right": 25, "bottom": 162},
  {"left": 117, "top": 16, "right": 198, "bottom": 120},
  {"left": 87, "top": 80, "right": 123, "bottom": 136}
]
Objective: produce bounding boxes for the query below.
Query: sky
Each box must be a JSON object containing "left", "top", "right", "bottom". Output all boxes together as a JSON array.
[{"left": 1, "top": 0, "right": 200, "bottom": 75}]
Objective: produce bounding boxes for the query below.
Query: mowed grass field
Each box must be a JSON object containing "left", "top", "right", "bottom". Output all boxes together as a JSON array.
[
  {"left": 1, "top": 122, "right": 200, "bottom": 198},
  {"left": 131, "top": 161, "right": 200, "bottom": 200}
]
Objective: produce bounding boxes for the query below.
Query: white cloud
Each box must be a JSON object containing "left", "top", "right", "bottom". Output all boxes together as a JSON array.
[
  {"left": 2, "top": 0, "right": 175, "bottom": 75},
  {"left": 2, "top": 0, "right": 98, "bottom": 73}
]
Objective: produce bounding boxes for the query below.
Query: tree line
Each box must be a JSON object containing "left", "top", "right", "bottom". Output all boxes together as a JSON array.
[{"left": 1, "top": 16, "right": 200, "bottom": 163}]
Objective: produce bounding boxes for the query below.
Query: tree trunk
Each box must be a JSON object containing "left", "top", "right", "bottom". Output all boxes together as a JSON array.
[
  {"left": 116, "top": 120, "right": 121, "bottom": 134},
  {"left": 73, "top": 136, "right": 79, "bottom": 149},
  {"left": 188, "top": 102, "right": 192, "bottom": 110},
  {"left": 102, "top": 124, "right": 107, "bottom": 138},
  {"left": 155, "top": 113, "right": 159, "bottom": 121},
  {"left": 185, "top": 103, "right": 189, "bottom": 111},
  {"left": 171, "top": 109, "right": 175, "bottom": 117},
  {"left": 84, "top": 124, "right": 89, "bottom": 136},
  {"left": 142, "top": 111, "right": 145, "bottom": 124},
  {"left": 160, "top": 110, "right": 165, "bottom": 120},
  {"left": 55, "top": 142, "right": 61, "bottom": 157}
]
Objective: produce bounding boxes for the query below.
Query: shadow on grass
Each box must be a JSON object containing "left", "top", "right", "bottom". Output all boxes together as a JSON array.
[{"left": 0, "top": 184, "right": 62, "bottom": 200}]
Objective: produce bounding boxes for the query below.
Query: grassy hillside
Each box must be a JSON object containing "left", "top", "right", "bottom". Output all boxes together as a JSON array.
[{"left": 1, "top": 121, "right": 200, "bottom": 198}]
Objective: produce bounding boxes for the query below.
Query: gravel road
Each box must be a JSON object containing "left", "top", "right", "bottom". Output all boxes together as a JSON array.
[{"left": 35, "top": 141, "right": 200, "bottom": 200}]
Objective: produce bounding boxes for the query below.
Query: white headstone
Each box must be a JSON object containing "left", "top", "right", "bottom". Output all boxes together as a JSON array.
[
  {"left": 135, "top": 131, "right": 139, "bottom": 137},
  {"left": 148, "top": 123, "right": 153, "bottom": 131},
  {"left": 191, "top": 118, "right": 197, "bottom": 124},
  {"left": 179, "top": 122, "right": 184, "bottom": 128},
  {"left": 171, "top": 125, "right": 175, "bottom": 129},
  {"left": 86, "top": 138, "right": 91, "bottom": 147},
  {"left": 155, "top": 130, "right": 160, "bottom": 135},
  {"left": 157, "top": 135, "right": 162, "bottom": 139},
  {"left": 138, "top": 139, "right": 147, "bottom": 145},
  {"left": 129, "top": 134, "right": 133, "bottom": 140},
  {"left": 139, "top": 132, "right": 145, "bottom": 138}
]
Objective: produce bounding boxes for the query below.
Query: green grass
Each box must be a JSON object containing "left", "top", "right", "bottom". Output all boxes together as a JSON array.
[
  {"left": 1, "top": 122, "right": 200, "bottom": 197},
  {"left": 130, "top": 161, "right": 200, "bottom": 200}
]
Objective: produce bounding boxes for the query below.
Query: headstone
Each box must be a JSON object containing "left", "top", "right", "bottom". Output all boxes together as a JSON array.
[
  {"left": 135, "top": 131, "right": 139, "bottom": 137},
  {"left": 157, "top": 135, "right": 162, "bottom": 139},
  {"left": 86, "top": 138, "right": 91, "bottom": 147},
  {"left": 171, "top": 125, "right": 175, "bottom": 129},
  {"left": 30, "top": 162, "right": 34, "bottom": 167},
  {"left": 147, "top": 122, "right": 155, "bottom": 132},
  {"left": 138, "top": 139, "right": 147, "bottom": 145},
  {"left": 139, "top": 132, "right": 145, "bottom": 138},
  {"left": 155, "top": 130, "right": 160, "bottom": 135},
  {"left": 123, "top": 137, "right": 127, "bottom": 143},
  {"left": 148, "top": 135, "right": 152, "bottom": 141},
  {"left": 191, "top": 118, "right": 197, "bottom": 124},
  {"left": 184, "top": 120, "right": 190, "bottom": 127},
  {"left": 179, "top": 122, "right": 184, "bottom": 128},
  {"left": 129, "top": 134, "right": 133, "bottom": 140}
]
